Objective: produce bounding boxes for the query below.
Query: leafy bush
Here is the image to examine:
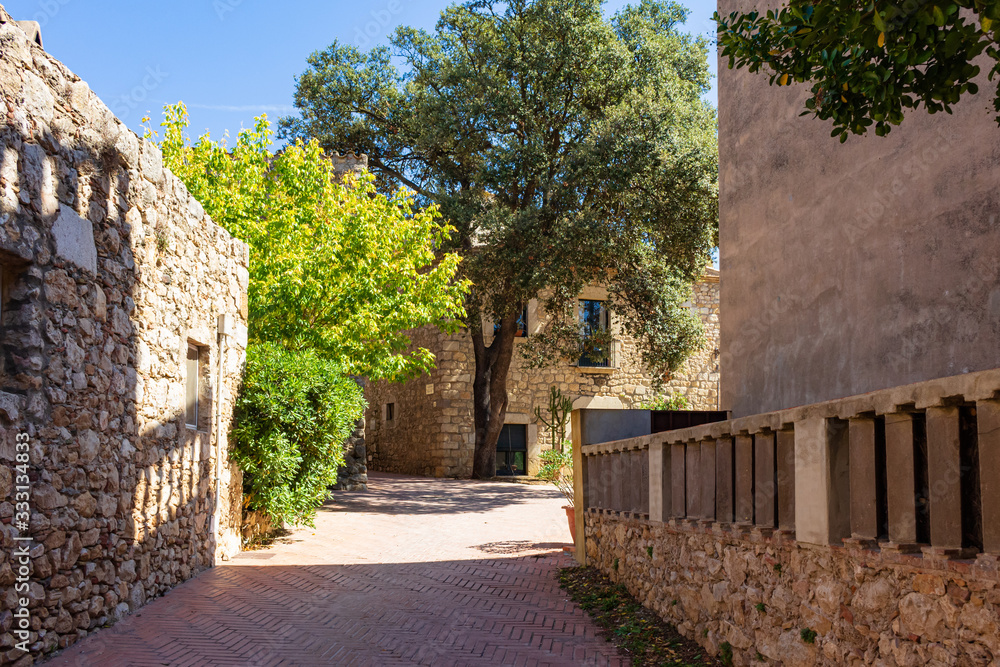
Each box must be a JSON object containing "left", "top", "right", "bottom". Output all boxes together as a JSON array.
[
  {"left": 536, "top": 439, "right": 574, "bottom": 505},
  {"left": 231, "top": 343, "right": 366, "bottom": 527},
  {"left": 636, "top": 393, "right": 690, "bottom": 411}
]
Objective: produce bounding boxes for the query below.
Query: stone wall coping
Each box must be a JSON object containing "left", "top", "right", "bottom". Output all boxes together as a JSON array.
[
  {"left": 648, "top": 366, "right": 1000, "bottom": 445},
  {"left": 581, "top": 432, "right": 657, "bottom": 456}
]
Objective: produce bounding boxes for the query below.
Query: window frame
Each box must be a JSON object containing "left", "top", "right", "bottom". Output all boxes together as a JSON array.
[
  {"left": 578, "top": 299, "right": 611, "bottom": 368},
  {"left": 493, "top": 305, "right": 528, "bottom": 338},
  {"left": 185, "top": 343, "right": 200, "bottom": 429}
]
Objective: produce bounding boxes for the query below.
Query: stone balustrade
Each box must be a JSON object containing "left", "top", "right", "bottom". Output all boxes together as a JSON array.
[
  {"left": 577, "top": 365, "right": 1000, "bottom": 560},
  {"left": 582, "top": 436, "right": 649, "bottom": 516},
  {"left": 573, "top": 368, "right": 1000, "bottom": 665}
]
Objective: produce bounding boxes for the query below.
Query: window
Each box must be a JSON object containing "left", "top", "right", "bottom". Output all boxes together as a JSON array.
[
  {"left": 579, "top": 299, "right": 610, "bottom": 367},
  {"left": 386, "top": 402, "right": 395, "bottom": 422},
  {"left": 185, "top": 344, "right": 200, "bottom": 428},
  {"left": 494, "top": 305, "right": 528, "bottom": 338},
  {"left": 496, "top": 424, "right": 527, "bottom": 476}
]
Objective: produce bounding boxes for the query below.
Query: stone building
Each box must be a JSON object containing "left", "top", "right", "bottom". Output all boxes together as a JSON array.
[
  {"left": 0, "top": 9, "right": 248, "bottom": 662},
  {"left": 365, "top": 270, "right": 719, "bottom": 478}
]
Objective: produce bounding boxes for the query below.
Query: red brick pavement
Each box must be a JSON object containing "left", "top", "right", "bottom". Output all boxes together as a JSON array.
[{"left": 45, "top": 473, "right": 627, "bottom": 666}]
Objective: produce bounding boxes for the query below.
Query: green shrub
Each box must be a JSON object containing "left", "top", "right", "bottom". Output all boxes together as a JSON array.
[
  {"left": 636, "top": 393, "right": 690, "bottom": 411},
  {"left": 536, "top": 439, "right": 574, "bottom": 504},
  {"left": 231, "top": 342, "right": 366, "bottom": 527}
]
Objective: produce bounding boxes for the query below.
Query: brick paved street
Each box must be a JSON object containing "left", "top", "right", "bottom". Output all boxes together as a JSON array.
[{"left": 45, "top": 473, "right": 626, "bottom": 666}]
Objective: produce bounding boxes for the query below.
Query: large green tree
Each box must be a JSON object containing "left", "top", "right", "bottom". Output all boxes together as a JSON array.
[
  {"left": 281, "top": 0, "right": 718, "bottom": 478},
  {"left": 155, "top": 103, "right": 468, "bottom": 381},
  {"left": 717, "top": 0, "right": 1000, "bottom": 140}
]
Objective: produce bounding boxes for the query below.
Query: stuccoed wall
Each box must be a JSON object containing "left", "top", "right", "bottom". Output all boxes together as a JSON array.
[
  {"left": 586, "top": 513, "right": 1000, "bottom": 667},
  {"left": 365, "top": 275, "right": 719, "bottom": 478},
  {"left": 719, "top": 0, "right": 1000, "bottom": 417},
  {"left": 0, "top": 8, "right": 248, "bottom": 662}
]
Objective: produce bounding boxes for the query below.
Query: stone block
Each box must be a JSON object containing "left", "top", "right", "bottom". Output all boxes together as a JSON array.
[{"left": 52, "top": 205, "right": 97, "bottom": 273}]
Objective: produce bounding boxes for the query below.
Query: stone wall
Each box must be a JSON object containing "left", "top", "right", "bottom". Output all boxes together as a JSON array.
[
  {"left": 365, "top": 274, "right": 719, "bottom": 478},
  {"left": 0, "top": 9, "right": 248, "bottom": 663},
  {"left": 333, "top": 419, "right": 367, "bottom": 492},
  {"left": 586, "top": 513, "right": 1000, "bottom": 666}
]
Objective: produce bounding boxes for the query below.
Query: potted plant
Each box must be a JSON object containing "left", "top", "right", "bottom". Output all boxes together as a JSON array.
[{"left": 537, "top": 439, "right": 575, "bottom": 541}]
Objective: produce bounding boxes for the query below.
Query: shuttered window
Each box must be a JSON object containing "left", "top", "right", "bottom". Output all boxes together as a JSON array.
[{"left": 186, "top": 344, "right": 199, "bottom": 428}]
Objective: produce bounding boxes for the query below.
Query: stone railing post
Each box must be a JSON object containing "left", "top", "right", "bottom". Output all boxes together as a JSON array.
[
  {"left": 794, "top": 417, "right": 851, "bottom": 546},
  {"left": 735, "top": 434, "right": 754, "bottom": 525},
  {"left": 639, "top": 447, "right": 650, "bottom": 516},
  {"left": 670, "top": 443, "right": 686, "bottom": 519},
  {"left": 700, "top": 438, "right": 717, "bottom": 523},
  {"left": 924, "top": 406, "right": 963, "bottom": 554},
  {"left": 977, "top": 400, "right": 1000, "bottom": 553},
  {"left": 754, "top": 430, "right": 776, "bottom": 530},
  {"left": 848, "top": 416, "right": 878, "bottom": 543},
  {"left": 648, "top": 440, "right": 668, "bottom": 522},
  {"left": 716, "top": 436, "right": 734, "bottom": 524},
  {"left": 572, "top": 409, "right": 587, "bottom": 564},
  {"left": 776, "top": 428, "right": 796, "bottom": 532},
  {"left": 612, "top": 450, "right": 625, "bottom": 513},
  {"left": 884, "top": 412, "right": 920, "bottom": 550},
  {"left": 685, "top": 441, "right": 702, "bottom": 519}
]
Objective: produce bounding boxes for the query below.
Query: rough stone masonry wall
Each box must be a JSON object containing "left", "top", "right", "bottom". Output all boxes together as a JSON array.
[
  {"left": 366, "top": 276, "right": 719, "bottom": 478},
  {"left": 0, "top": 9, "right": 248, "bottom": 664},
  {"left": 366, "top": 325, "right": 470, "bottom": 478},
  {"left": 586, "top": 513, "right": 1000, "bottom": 667}
]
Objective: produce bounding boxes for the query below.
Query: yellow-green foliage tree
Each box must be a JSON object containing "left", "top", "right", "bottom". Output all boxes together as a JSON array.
[{"left": 155, "top": 102, "right": 469, "bottom": 382}]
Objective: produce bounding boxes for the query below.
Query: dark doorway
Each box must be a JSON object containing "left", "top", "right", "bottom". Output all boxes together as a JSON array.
[{"left": 497, "top": 424, "right": 528, "bottom": 476}]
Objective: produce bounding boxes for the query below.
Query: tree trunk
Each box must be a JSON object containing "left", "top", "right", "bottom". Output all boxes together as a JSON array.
[{"left": 470, "top": 310, "right": 519, "bottom": 479}]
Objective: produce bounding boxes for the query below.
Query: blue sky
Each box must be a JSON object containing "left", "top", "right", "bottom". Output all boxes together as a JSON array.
[{"left": 5, "top": 0, "right": 719, "bottom": 141}]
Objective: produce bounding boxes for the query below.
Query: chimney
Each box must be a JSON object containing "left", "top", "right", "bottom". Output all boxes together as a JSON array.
[
  {"left": 329, "top": 151, "right": 368, "bottom": 183},
  {"left": 15, "top": 20, "right": 43, "bottom": 49}
]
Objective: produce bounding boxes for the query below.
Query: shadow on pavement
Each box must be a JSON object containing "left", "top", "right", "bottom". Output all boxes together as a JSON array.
[
  {"left": 42, "top": 552, "right": 624, "bottom": 667},
  {"left": 321, "top": 472, "right": 565, "bottom": 516}
]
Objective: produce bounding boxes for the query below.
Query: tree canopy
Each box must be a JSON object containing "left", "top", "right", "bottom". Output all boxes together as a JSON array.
[
  {"left": 280, "top": 0, "right": 718, "bottom": 478},
  {"left": 155, "top": 103, "right": 468, "bottom": 381},
  {"left": 717, "top": 1, "right": 1000, "bottom": 140}
]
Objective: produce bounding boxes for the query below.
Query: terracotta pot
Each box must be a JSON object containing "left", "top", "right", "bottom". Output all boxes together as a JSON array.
[{"left": 563, "top": 505, "right": 576, "bottom": 543}]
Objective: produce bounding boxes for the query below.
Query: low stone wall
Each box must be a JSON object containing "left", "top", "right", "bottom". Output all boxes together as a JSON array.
[
  {"left": 334, "top": 418, "right": 367, "bottom": 492},
  {"left": 585, "top": 512, "right": 1000, "bottom": 666}
]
